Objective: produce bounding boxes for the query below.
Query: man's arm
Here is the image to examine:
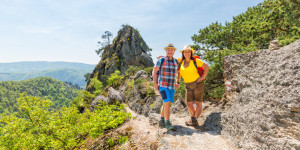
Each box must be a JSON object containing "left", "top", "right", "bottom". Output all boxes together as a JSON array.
[
  {"left": 177, "top": 72, "right": 181, "bottom": 83},
  {"left": 175, "top": 72, "right": 181, "bottom": 90},
  {"left": 152, "top": 67, "right": 160, "bottom": 91}
]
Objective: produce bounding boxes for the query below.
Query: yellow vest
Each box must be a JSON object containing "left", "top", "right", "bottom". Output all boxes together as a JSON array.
[{"left": 178, "top": 58, "right": 203, "bottom": 83}]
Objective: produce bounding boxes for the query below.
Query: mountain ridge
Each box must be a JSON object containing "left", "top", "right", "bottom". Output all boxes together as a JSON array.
[
  {"left": 0, "top": 61, "right": 95, "bottom": 73},
  {"left": 0, "top": 61, "right": 95, "bottom": 87}
]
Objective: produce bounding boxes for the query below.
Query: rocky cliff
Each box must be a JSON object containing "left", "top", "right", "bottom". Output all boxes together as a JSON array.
[
  {"left": 87, "top": 25, "right": 154, "bottom": 92},
  {"left": 221, "top": 39, "right": 300, "bottom": 149}
]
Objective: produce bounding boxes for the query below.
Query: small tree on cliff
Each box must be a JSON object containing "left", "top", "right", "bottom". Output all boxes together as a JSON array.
[{"left": 95, "top": 31, "right": 113, "bottom": 57}]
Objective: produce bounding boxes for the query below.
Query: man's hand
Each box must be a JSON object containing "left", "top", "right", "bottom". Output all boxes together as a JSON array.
[
  {"left": 154, "top": 83, "right": 159, "bottom": 91},
  {"left": 175, "top": 83, "right": 179, "bottom": 90},
  {"left": 196, "top": 77, "right": 205, "bottom": 83}
]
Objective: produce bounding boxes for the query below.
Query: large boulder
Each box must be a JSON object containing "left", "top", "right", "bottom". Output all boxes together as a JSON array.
[
  {"left": 221, "top": 39, "right": 300, "bottom": 149},
  {"left": 87, "top": 25, "right": 154, "bottom": 93},
  {"left": 90, "top": 95, "right": 109, "bottom": 112},
  {"left": 108, "top": 87, "right": 123, "bottom": 104}
]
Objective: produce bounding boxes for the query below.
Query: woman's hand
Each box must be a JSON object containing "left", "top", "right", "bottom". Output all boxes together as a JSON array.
[{"left": 196, "top": 77, "right": 205, "bottom": 83}]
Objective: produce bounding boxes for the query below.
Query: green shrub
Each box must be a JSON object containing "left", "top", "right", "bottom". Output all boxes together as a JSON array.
[
  {"left": 107, "top": 134, "right": 129, "bottom": 147},
  {"left": 125, "top": 66, "right": 145, "bottom": 77},
  {"left": 146, "top": 87, "right": 155, "bottom": 97},
  {"left": 125, "top": 66, "right": 139, "bottom": 77},
  {"left": 90, "top": 78, "right": 103, "bottom": 95},
  {"left": 125, "top": 80, "right": 134, "bottom": 96},
  {"left": 144, "top": 67, "right": 154, "bottom": 75},
  {"left": 150, "top": 103, "right": 154, "bottom": 108},
  {"left": 108, "top": 70, "right": 124, "bottom": 88},
  {"left": 71, "top": 90, "right": 95, "bottom": 109},
  {"left": 99, "top": 75, "right": 109, "bottom": 87},
  {"left": 134, "top": 78, "right": 146, "bottom": 89},
  {"left": 176, "top": 79, "right": 186, "bottom": 98}
]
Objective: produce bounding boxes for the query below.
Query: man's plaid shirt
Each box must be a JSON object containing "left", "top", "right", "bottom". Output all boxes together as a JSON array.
[{"left": 155, "top": 57, "right": 178, "bottom": 90}]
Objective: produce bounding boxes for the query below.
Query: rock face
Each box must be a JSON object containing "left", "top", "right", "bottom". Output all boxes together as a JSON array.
[
  {"left": 221, "top": 40, "right": 300, "bottom": 149},
  {"left": 108, "top": 87, "right": 123, "bottom": 104},
  {"left": 87, "top": 25, "right": 154, "bottom": 92}
]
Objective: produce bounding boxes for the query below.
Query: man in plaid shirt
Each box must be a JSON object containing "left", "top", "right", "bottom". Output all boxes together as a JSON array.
[{"left": 152, "top": 43, "right": 179, "bottom": 131}]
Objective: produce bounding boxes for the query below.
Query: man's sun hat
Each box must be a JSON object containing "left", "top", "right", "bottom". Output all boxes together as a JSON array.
[
  {"left": 164, "top": 43, "right": 177, "bottom": 51},
  {"left": 180, "top": 45, "right": 195, "bottom": 53}
]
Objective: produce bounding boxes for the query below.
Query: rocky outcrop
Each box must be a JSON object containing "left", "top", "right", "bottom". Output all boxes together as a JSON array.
[
  {"left": 221, "top": 40, "right": 300, "bottom": 149},
  {"left": 90, "top": 95, "right": 109, "bottom": 112},
  {"left": 87, "top": 25, "right": 154, "bottom": 92},
  {"left": 108, "top": 87, "right": 123, "bottom": 104},
  {"left": 123, "top": 70, "right": 163, "bottom": 117}
]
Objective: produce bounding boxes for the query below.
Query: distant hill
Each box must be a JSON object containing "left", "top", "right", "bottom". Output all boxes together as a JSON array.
[
  {"left": 0, "top": 61, "right": 96, "bottom": 87},
  {"left": 0, "top": 77, "right": 80, "bottom": 114}
]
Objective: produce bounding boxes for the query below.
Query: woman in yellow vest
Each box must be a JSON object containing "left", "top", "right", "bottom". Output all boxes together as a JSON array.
[{"left": 178, "top": 45, "right": 209, "bottom": 126}]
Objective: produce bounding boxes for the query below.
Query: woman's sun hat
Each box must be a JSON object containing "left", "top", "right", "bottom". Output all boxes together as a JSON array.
[
  {"left": 180, "top": 45, "right": 195, "bottom": 53},
  {"left": 164, "top": 43, "right": 177, "bottom": 51}
]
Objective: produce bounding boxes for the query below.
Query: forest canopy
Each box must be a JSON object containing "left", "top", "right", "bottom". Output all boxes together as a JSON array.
[
  {"left": 0, "top": 77, "right": 79, "bottom": 114},
  {"left": 192, "top": 0, "right": 299, "bottom": 99}
]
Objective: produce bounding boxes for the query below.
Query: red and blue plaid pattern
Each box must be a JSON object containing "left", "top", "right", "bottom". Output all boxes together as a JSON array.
[{"left": 155, "top": 57, "right": 178, "bottom": 90}]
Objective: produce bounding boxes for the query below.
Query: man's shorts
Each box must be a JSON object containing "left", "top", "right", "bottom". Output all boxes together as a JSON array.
[
  {"left": 159, "top": 86, "right": 175, "bottom": 103},
  {"left": 185, "top": 80, "right": 204, "bottom": 102}
]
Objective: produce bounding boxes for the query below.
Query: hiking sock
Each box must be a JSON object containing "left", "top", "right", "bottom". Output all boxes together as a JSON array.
[
  {"left": 191, "top": 116, "right": 196, "bottom": 120},
  {"left": 165, "top": 120, "right": 171, "bottom": 124},
  {"left": 161, "top": 117, "right": 165, "bottom": 120}
]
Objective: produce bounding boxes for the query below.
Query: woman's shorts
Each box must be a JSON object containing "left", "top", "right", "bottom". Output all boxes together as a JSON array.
[{"left": 185, "top": 80, "right": 204, "bottom": 102}]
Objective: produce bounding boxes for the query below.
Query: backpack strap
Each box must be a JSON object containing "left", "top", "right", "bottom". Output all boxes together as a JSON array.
[
  {"left": 192, "top": 58, "right": 198, "bottom": 69},
  {"left": 156, "top": 57, "right": 165, "bottom": 84},
  {"left": 193, "top": 57, "right": 204, "bottom": 77},
  {"left": 178, "top": 59, "right": 182, "bottom": 70},
  {"left": 174, "top": 58, "right": 179, "bottom": 65},
  {"left": 159, "top": 57, "right": 165, "bottom": 69}
]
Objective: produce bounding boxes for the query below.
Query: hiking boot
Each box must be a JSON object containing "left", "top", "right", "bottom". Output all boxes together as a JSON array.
[
  {"left": 159, "top": 119, "right": 165, "bottom": 128},
  {"left": 165, "top": 121, "right": 174, "bottom": 131},
  {"left": 185, "top": 117, "right": 199, "bottom": 126}
]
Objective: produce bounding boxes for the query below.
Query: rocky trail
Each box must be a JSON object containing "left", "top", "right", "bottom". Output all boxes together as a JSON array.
[{"left": 115, "top": 103, "right": 237, "bottom": 150}]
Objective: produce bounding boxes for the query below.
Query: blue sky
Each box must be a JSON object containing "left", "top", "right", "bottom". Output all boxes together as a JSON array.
[{"left": 0, "top": 0, "right": 264, "bottom": 65}]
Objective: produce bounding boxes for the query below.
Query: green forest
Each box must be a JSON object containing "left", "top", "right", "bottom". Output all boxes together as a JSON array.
[
  {"left": 192, "top": 0, "right": 299, "bottom": 99},
  {"left": 0, "top": 77, "right": 79, "bottom": 114}
]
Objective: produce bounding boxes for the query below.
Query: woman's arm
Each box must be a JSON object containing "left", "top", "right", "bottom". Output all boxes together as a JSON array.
[
  {"left": 202, "top": 63, "right": 209, "bottom": 79},
  {"left": 196, "top": 62, "right": 209, "bottom": 82}
]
